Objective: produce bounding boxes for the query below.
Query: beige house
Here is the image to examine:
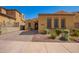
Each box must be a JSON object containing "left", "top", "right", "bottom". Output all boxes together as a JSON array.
[
  {"left": 25, "top": 18, "right": 38, "bottom": 30},
  {"left": 0, "top": 7, "right": 25, "bottom": 32},
  {"left": 25, "top": 11, "right": 79, "bottom": 33},
  {"left": 0, "top": 8, "right": 16, "bottom": 27}
]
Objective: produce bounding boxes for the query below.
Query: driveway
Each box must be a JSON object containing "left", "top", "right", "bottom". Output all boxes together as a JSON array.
[
  {"left": 0, "top": 30, "right": 35, "bottom": 41},
  {"left": 0, "top": 30, "right": 79, "bottom": 53}
]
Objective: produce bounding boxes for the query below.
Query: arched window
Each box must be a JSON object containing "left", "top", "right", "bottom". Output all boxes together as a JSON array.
[
  {"left": 47, "top": 17, "right": 51, "bottom": 29},
  {"left": 54, "top": 18, "right": 59, "bottom": 28},
  {"left": 61, "top": 18, "right": 66, "bottom": 28}
]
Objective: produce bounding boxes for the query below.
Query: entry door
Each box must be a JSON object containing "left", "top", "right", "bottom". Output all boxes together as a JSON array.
[
  {"left": 20, "top": 25, "right": 25, "bottom": 30},
  {"left": 34, "top": 23, "right": 38, "bottom": 30}
]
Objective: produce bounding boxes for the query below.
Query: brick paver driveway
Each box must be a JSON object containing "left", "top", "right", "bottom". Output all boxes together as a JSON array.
[{"left": 0, "top": 30, "right": 79, "bottom": 53}]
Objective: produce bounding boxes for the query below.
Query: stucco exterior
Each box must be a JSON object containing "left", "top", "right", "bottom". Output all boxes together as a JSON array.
[
  {"left": 0, "top": 13, "right": 15, "bottom": 27},
  {"left": 0, "top": 7, "right": 25, "bottom": 27},
  {"left": 25, "top": 19, "right": 38, "bottom": 30},
  {"left": 0, "top": 7, "right": 25, "bottom": 32},
  {"left": 25, "top": 11, "right": 79, "bottom": 33},
  {"left": 38, "top": 11, "right": 79, "bottom": 32},
  {"left": 6, "top": 9, "right": 25, "bottom": 26}
]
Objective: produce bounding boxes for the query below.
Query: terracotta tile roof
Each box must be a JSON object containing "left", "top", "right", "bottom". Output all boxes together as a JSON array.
[
  {"left": 54, "top": 11, "right": 73, "bottom": 14},
  {"left": 39, "top": 11, "right": 75, "bottom": 16}
]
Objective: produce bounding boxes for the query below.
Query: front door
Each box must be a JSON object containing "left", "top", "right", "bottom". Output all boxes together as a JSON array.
[
  {"left": 34, "top": 23, "right": 38, "bottom": 30},
  {"left": 20, "top": 25, "right": 25, "bottom": 30}
]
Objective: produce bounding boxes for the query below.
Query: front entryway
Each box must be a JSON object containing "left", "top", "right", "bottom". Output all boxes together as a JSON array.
[
  {"left": 20, "top": 25, "right": 25, "bottom": 30},
  {"left": 34, "top": 22, "right": 38, "bottom": 30}
]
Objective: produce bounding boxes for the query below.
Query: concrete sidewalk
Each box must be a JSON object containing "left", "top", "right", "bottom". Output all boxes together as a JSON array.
[{"left": 0, "top": 40, "right": 79, "bottom": 53}]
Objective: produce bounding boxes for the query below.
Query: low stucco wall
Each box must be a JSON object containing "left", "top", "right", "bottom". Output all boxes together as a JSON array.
[{"left": 0, "top": 27, "right": 19, "bottom": 34}]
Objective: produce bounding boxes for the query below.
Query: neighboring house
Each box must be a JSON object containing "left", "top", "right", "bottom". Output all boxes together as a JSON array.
[
  {"left": 0, "top": 7, "right": 25, "bottom": 30},
  {"left": 6, "top": 9, "right": 25, "bottom": 27},
  {"left": 25, "top": 11, "right": 79, "bottom": 33},
  {"left": 25, "top": 18, "right": 38, "bottom": 30},
  {"left": 0, "top": 8, "right": 16, "bottom": 27}
]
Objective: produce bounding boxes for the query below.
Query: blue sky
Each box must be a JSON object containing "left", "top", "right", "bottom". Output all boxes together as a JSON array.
[{"left": 2, "top": 6, "right": 79, "bottom": 20}]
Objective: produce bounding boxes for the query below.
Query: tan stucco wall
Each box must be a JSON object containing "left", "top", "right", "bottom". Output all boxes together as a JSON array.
[
  {"left": 38, "top": 15, "right": 47, "bottom": 32},
  {"left": 0, "top": 7, "right": 25, "bottom": 31},
  {"left": 0, "top": 8, "right": 6, "bottom": 14},
  {"left": 38, "top": 14, "right": 77, "bottom": 32},
  {"left": 0, "top": 15, "right": 15, "bottom": 27},
  {"left": 7, "top": 10, "right": 25, "bottom": 26}
]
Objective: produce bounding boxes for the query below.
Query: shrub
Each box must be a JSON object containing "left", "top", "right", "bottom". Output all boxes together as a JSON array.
[
  {"left": 63, "top": 31, "right": 68, "bottom": 34},
  {"left": 50, "top": 34, "right": 56, "bottom": 39},
  {"left": 70, "top": 29, "right": 79, "bottom": 37},
  {"left": 69, "top": 37, "right": 76, "bottom": 41},
  {"left": 71, "top": 29, "right": 75, "bottom": 32},
  {"left": 75, "top": 30, "right": 79, "bottom": 36},
  {"left": 50, "top": 31, "right": 57, "bottom": 39},
  {"left": 45, "top": 29, "right": 50, "bottom": 34},
  {"left": 55, "top": 29, "right": 61, "bottom": 36},
  {"left": 40, "top": 30, "right": 47, "bottom": 34},
  {"left": 59, "top": 32, "right": 68, "bottom": 41},
  {"left": 59, "top": 36, "right": 68, "bottom": 41}
]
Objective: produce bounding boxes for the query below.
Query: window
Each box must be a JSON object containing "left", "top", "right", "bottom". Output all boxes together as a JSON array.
[
  {"left": 75, "top": 23, "right": 79, "bottom": 28},
  {"left": 47, "top": 17, "right": 51, "bottom": 29},
  {"left": 61, "top": 18, "right": 66, "bottom": 28},
  {"left": 54, "top": 18, "right": 59, "bottom": 28}
]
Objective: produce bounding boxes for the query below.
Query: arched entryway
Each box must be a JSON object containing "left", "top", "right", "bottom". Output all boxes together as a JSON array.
[
  {"left": 34, "top": 22, "right": 38, "bottom": 30},
  {"left": 20, "top": 25, "right": 25, "bottom": 30}
]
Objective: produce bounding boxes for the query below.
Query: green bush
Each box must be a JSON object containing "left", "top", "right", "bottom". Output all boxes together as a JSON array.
[
  {"left": 69, "top": 37, "right": 76, "bottom": 41},
  {"left": 70, "top": 29, "right": 79, "bottom": 37},
  {"left": 50, "top": 31, "right": 57, "bottom": 39},
  {"left": 59, "top": 36, "right": 68, "bottom": 41},
  {"left": 70, "top": 29, "right": 75, "bottom": 32},
  {"left": 63, "top": 31, "right": 68, "bottom": 34},
  {"left": 51, "top": 34, "right": 56, "bottom": 39},
  {"left": 59, "top": 30, "right": 68, "bottom": 41},
  {"left": 45, "top": 29, "right": 50, "bottom": 34},
  {"left": 55, "top": 29, "right": 61, "bottom": 36}
]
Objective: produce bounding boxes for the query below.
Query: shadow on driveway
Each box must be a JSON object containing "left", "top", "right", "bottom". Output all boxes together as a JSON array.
[{"left": 19, "top": 30, "right": 39, "bottom": 35}]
